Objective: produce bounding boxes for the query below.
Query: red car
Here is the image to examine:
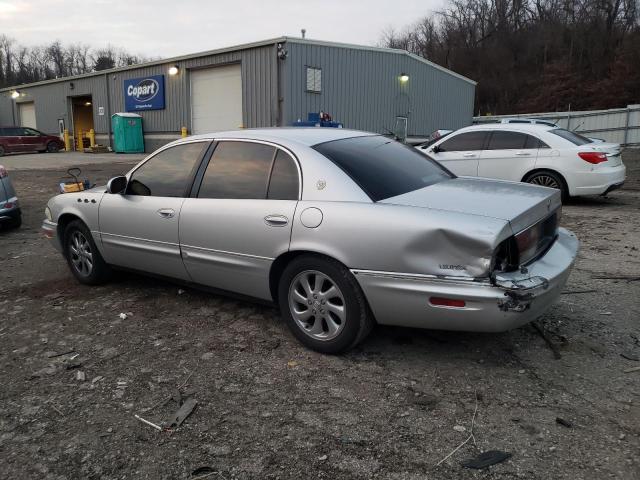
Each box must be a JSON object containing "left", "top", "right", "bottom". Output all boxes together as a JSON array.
[{"left": 0, "top": 127, "right": 64, "bottom": 156}]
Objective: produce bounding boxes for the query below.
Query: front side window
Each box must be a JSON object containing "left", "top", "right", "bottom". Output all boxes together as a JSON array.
[
  {"left": 127, "top": 142, "right": 207, "bottom": 197},
  {"left": 198, "top": 141, "right": 275, "bottom": 199},
  {"left": 23, "top": 128, "right": 41, "bottom": 136},
  {"left": 314, "top": 135, "right": 453, "bottom": 202},
  {"left": 438, "top": 131, "right": 487, "bottom": 152}
]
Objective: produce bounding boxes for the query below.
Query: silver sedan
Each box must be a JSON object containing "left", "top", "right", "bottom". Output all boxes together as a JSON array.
[{"left": 43, "top": 129, "right": 579, "bottom": 353}]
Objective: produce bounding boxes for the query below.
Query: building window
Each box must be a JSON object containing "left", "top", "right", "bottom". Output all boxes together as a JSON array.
[{"left": 306, "top": 66, "right": 322, "bottom": 93}]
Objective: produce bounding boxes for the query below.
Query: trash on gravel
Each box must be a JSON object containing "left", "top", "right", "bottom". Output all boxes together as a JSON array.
[
  {"left": 620, "top": 352, "right": 639, "bottom": 362},
  {"left": 75, "top": 371, "right": 86, "bottom": 381},
  {"left": 599, "top": 311, "right": 612, "bottom": 316},
  {"left": 318, "top": 455, "right": 328, "bottom": 461},
  {"left": 453, "top": 425, "right": 466, "bottom": 432},
  {"left": 287, "top": 360, "right": 298, "bottom": 367},
  {"left": 91, "top": 376, "right": 104, "bottom": 383},
  {"left": 119, "top": 313, "right": 128, "bottom": 320},
  {"left": 47, "top": 350, "right": 76, "bottom": 358},
  {"left": 461, "top": 450, "right": 512, "bottom": 469},
  {"left": 166, "top": 397, "right": 197, "bottom": 429},
  {"left": 191, "top": 466, "right": 216, "bottom": 476},
  {"left": 555, "top": 417, "right": 573, "bottom": 428},
  {"left": 623, "top": 366, "right": 640, "bottom": 373},
  {"left": 134, "top": 414, "right": 162, "bottom": 431}
]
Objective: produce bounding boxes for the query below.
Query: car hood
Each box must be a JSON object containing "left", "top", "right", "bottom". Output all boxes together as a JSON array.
[{"left": 380, "top": 177, "right": 561, "bottom": 234}]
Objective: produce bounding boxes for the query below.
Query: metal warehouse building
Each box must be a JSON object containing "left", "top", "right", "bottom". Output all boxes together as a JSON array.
[{"left": 0, "top": 37, "right": 475, "bottom": 152}]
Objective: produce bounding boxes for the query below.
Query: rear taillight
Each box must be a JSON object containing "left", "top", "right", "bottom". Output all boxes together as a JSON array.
[
  {"left": 0, "top": 166, "right": 7, "bottom": 178},
  {"left": 578, "top": 152, "right": 607, "bottom": 164}
]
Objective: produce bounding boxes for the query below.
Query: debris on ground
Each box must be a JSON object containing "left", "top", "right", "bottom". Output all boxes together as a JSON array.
[
  {"left": 119, "top": 313, "right": 128, "bottom": 320},
  {"left": 461, "top": 450, "right": 512, "bottom": 469},
  {"left": 75, "top": 371, "right": 86, "bottom": 381},
  {"left": 623, "top": 366, "right": 640, "bottom": 373},
  {"left": 165, "top": 398, "right": 198, "bottom": 429},
  {"left": 134, "top": 414, "right": 163, "bottom": 431},
  {"left": 620, "top": 352, "right": 639, "bottom": 362},
  {"left": 436, "top": 392, "right": 479, "bottom": 466},
  {"left": 556, "top": 417, "right": 573, "bottom": 428}
]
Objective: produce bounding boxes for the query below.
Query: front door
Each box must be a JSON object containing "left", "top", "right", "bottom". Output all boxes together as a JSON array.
[
  {"left": 180, "top": 140, "right": 300, "bottom": 300},
  {"left": 98, "top": 141, "right": 210, "bottom": 280},
  {"left": 429, "top": 131, "right": 488, "bottom": 176},
  {"left": 21, "top": 128, "right": 47, "bottom": 152}
]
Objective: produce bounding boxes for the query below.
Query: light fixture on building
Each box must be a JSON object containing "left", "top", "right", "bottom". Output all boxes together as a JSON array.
[
  {"left": 84, "top": 101, "right": 92, "bottom": 106},
  {"left": 399, "top": 73, "right": 410, "bottom": 83},
  {"left": 168, "top": 65, "right": 180, "bottom": 76},
  {"left": 10, "top": 90, "right": 20, "bottom": 99}
]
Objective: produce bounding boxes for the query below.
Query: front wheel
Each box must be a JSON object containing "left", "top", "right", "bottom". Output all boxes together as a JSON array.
[
  {"left": 278, "top": 255, "right": 373, "bottom": 354},
  {"left": 64, "top": 220, "right": 111, "bottom": 285},
  {"left": 46, "top": 141, "right": 60, "bottom": 153},
  {"left": 524, "top": 170, "right": 568, "bottom": 202}
]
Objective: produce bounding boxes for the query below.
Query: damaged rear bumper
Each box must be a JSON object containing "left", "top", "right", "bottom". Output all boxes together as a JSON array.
[{"left": 352, "top": 228, "right": 579, "bottom": 332}]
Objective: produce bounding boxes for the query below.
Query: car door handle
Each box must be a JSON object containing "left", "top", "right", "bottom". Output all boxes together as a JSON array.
[
  {"left": 515, "top": 151, "right": 532, "bottom": 156},
  {"left": 157, "top": 208, "right": 175, "bottom": 218},
  {"left": 264, "top": 214, "right": 288, "bottom": 227},
  {"left": 462, "top": 152, "right": 476, "bottom": 157}
]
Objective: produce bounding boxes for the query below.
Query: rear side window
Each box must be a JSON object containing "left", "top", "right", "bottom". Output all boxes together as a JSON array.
[
  {"left": 486, "top": 131, "right": 529, "bottom": 150},
  {"left": 550, "top": 128, "right": 591, "bottom": 146},
  {"left": 267, "top": 150, "right": 299, "bottom": 200},
  {"left": 438, "top": 131, "right": 487, "bottom": 152},
  {"left": 198, "top": 141, "right": 275, "bottom": 199},
  {"left": 524, "top": 135, "right": 550, "bottom": 149},
  {"left": 127, "top": 142, "right": 207, "bottom": 197},
  {"left": 313, "top": 135, "right": 452, "bottom": 202},
  {"left": 2, "top": 128, "right": 22, "bottom": 136}
]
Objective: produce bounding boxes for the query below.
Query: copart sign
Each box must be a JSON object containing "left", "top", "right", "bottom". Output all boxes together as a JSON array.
[{"left": 124, "top": 75, "right": 165, "bottom": 111}]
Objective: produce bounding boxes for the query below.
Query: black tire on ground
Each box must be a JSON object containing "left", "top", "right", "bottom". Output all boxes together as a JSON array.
[
  {"left": 9, "top": 215, "right": 22, "bottom": 229},
  {"left": 63, "top": 219, "right": 111, "bottom": 285},
  {"left": 524, "top": 170, "right": 568, "bottom": 202},
  {"left": 46, "top": 141, "right": 60, "bottom": 153},
  {"left": 0, "top": 145, "right": 5, "bottom": 156},
  {"left": 278, "top": 254, "right": 374, "bottom": 354}
]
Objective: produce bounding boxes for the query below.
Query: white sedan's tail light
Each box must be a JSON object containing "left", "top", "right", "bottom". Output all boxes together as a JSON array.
[{"left": 578, "top": 152, "right": 607, "bottom": 164}]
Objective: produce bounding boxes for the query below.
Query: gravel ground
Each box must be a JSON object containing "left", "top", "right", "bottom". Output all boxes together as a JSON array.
[{"left": 1, "top": 150, "right": 639, "bottom": 479}]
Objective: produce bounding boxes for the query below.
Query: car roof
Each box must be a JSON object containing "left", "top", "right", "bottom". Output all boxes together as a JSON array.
[
  {"left": 461, "top": 123, "right": 556, "bottom": 133},
  {"left": 186, "top": 127, "right": 377, "bottom": 147}
]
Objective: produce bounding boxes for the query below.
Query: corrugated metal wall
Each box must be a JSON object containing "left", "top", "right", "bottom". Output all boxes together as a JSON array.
[
  {"left": 0, "top": 43, "right": 278, "bottom": 149},
  {"left": 282, "top": 41, "right": 475, "bottom": 136}
]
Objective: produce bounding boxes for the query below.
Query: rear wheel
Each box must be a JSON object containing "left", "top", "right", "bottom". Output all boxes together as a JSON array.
[
  {"left": 46, "top": 141, "right": 60, "bottom": 153},
  {"left": 524, "top": 170, "right": 568, "bottom": 202},
  {"left": 278, "top": 255, "right": 373, "bottom": 354},
  {"left": 63, "top": 220, "right": 111, "bottom": 285}
]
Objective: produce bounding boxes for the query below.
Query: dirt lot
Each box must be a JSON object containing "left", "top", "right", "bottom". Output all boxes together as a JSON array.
[{"left": 1, "top": 151, "right": 639, "bottom": 479}]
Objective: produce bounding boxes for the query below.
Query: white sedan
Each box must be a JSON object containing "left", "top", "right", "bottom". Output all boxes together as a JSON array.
[{"left": 417, "top": 124, "right": 626, "bottom": 200}]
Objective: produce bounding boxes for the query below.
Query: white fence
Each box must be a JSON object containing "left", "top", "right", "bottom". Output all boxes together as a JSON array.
[{"left": 473, "top": 105, "right": 640, "bottom": 145}]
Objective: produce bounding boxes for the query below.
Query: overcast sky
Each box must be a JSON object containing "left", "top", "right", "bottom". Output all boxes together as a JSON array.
[{"left": 0, "top": 0, "right": 443, "bottom": 58}]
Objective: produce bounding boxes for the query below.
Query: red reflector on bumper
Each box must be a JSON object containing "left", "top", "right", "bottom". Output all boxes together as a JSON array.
[{"left": 430, "top": 297, "right": 466, "bottom": 308}]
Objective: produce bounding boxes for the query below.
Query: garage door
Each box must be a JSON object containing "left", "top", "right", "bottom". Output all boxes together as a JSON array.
[
  {"left": 19, "top": 102, "right": 37, "bottom": 129},
  {"left": 191, "top": 64, "right": 243, "bottom": 134}
]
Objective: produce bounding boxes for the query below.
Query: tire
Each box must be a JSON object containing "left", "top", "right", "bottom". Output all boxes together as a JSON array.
[
  {"left": 46, "top": 141, "right": 60, "bottom": 153},
  {"left": 0, "top": 145, "right": 5, "bottom": 156},
  {"left": 278, "top": 255, "right": 374, "bottom": 354},
  {"left": 63, "top": 220, "right": 111, "bottom": 285},
  {"left": 10, "top": 215, "right": 22, "bottom": 229},
  {"left": 524, "top": 170, "right": 568, "bottom": 202}
]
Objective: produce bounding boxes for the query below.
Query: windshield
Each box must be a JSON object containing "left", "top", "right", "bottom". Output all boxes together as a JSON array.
[
  {"left": 550, "top": 128, "right": 591, "bottom": 146},
  {"left": 313, "top": 135, "right": 453, "bottom": 202}
]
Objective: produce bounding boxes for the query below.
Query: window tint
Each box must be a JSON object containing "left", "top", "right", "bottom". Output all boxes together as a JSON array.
[
  {"left": 198, "top": 141, "right": 275, "bottom": 199},
  {"left": 23, "top": 128, "right": 40, "bottom": 136},
  {"left": 313, "top": 135, "right": 453, "bottom": 202},
  {"left": 268, "top": 150, "right": 299, "bottom": 200},
  {"left": 486, "top": 131, "right": 528, "bottom": 150},
  {"left": 550, "top": 128, "right": 591, "bottom": 146},
  {"left": 2, "top": 128, "right": 22, "bottom": 136},
  {"left": 438, "top": 131, "right": 487, "bottom": 152},
  {"left": 524, "top": 135, "right": 550, "bottom": 149},
  {"left": 127, "top": 142, "right": 207, "bottom": 197}
]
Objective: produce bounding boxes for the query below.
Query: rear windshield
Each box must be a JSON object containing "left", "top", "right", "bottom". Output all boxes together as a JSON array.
[
  {"left": 313, "top": 135, "right": 453, "bottom": 201},
  {"left": 550, "top": 128, "right": 591, "bottom": 146}
]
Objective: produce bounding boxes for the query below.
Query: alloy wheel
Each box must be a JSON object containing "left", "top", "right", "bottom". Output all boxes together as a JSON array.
[
  {"left": 288, "top": 270, "right": 346, "bottom": 341},
  {"left": 529, "top": 174, "right": 560, "bottom": 189},
  {"left": 69, "top": 231, "right": 93, "bottom": 276}
]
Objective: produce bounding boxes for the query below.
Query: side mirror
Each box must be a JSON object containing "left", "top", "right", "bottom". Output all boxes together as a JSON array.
[
  {"left": 106, "top": 176, "right": 127, "bottom": 194},
  {"left": 432, "top": 145, "right": 441, "bottom": 153}
]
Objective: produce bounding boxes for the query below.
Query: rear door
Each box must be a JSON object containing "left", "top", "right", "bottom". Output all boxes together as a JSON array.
[
  {"left": 4, "top": 127, "right": 25, "bottom": 152},
  {"left": 21, "top": 128, "right": 46, "bottom": 152},
  {"left": 180, "top": 140, "right": 300, "bottom": 300},
  {"left": 478, "top": 130, "right": 539, "bottom": 181},
  {"left": 429, "top": 131, "right": 487, "bottom": 176},
  {"left": 98, "top": 141, "right": 210, "bottom": 280}
]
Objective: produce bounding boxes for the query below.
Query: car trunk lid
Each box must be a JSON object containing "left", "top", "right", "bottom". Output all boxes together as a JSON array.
[
  {"left": 585, "top": 142, "right": 623, "bottom": 166},
  {"left": 380, "top": 177, "right": 562, "bottom": 234}
]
